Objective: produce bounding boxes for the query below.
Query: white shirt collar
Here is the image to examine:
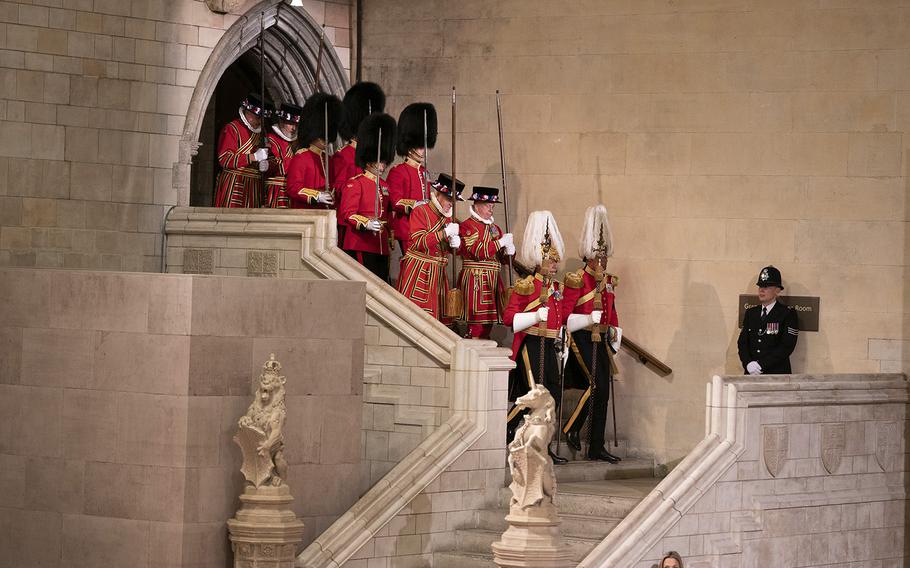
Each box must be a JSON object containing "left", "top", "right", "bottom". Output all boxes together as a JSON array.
[
  {"left": 271, "top": 124, "right": 296, "bottom": 142},
  {"left": 431, "top": 192, "right": 452, "bottom": 218},
  {"left": 761, "top": 300, "right": 776, "bottom": 314},
  {"left": 470, "top": 205, "right": 493, "bottom": 225},
  {"left": 238, "top": 107, "right": 261, "bottom": 134}
]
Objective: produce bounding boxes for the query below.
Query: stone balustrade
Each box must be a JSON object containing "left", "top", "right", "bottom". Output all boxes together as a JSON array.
[{"left": 579, "top": 373, "right": 908, "bottom": 568}]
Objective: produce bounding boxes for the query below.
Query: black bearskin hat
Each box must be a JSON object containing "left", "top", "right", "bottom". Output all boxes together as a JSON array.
[
  {"left": 340, "top": 81, "right": 386, "bottom": 141},
  {"left": 396, "top": 102, "right": 437, "bottom": 157},
  {"left": 355, "top": 113, "right": 396, "bottom": 168},
  {"left": 299, "top": 92, "right": 343, "bottom": 146}
]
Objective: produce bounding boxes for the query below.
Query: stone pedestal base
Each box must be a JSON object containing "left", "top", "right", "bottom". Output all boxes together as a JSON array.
[
  {"left": 227, "top": 485, "right": 305, "bottom": 568},
  {"left": 491, "top": 503, "right": 574, "bottom": 568}
]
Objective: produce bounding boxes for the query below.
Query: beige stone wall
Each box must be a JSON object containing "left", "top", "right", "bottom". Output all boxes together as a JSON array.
[
  {"left": 362, "top": 1, "right": 910, "bottom": 463},
  {"left": 0, "top": 0, "right": 351, "bottom": 271},
  {"left": 581, "top": 373, "right": 908, "bottom": 568},
  {"left": 0, "top": 268, "right": 365, "bottom": 568}
]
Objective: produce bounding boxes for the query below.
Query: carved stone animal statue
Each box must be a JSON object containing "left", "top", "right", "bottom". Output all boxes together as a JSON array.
[{"left": 507, "top": 384, "right": 557, "bottom": 510}]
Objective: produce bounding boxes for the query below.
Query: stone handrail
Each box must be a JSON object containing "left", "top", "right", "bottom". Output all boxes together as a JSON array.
[
  {"left": 578, "top": 373, "right": 909, "bottom": 568},
  {"left": 164, "top": 208, "right": 515, "bottom": 567}
]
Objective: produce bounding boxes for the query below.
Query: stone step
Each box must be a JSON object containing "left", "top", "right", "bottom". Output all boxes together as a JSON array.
[
  {"left": 499, "top": 456, "right": 655, "bottom": 486},
  {"left": 554, "top": 456, "right": 655, "bottom": 483},
  {"left": 497, "top": 477, "right": 659, "bottom": 515},
  {"left": 456, "top": 528, "right": 599, "bottom": 562},
  {"left": 434, "top": 550, "right": 496, "bottom": 568},
  {"left": 475, "top": 508, "right": 622, "bottom": 540}
]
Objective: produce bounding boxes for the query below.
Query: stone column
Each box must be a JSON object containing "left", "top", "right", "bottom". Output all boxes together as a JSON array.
[
  {"left": 492, "top": 502, "right": 573, "bottom": 568},
  {"left": 227, "top": 485, "right": 305, "bottom": 568}
]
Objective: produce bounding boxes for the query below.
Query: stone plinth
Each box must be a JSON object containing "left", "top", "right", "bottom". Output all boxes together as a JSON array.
[
  {"left": 227, "top": 485, "right": 305, "bottom": 568},
  {"left": 492, "top": 504, "right": 574, "bottom": 568}
]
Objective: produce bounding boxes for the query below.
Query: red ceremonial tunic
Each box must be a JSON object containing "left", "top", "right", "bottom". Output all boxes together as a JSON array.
[
  {"left": 569, "top": 266, "right": 619, "bottom": 327},
  {"left": 264, "top": 128, "right": 295, "bottom": 208},
  {"left": 339, "top": 171, "right": 392, "bottom": 256},
  {"left": 396, "top": 200, "right": 457, "bottom": 321},
  {"left": 386, "top": 157, "right": 428, "bottom": 245},
  {"left": 330, "top": 142, "right": 358, "bottom": 193},
  {"left": 457, "top": 214, "right": 505, "bottom": 325},
  {"left": 214, "top": 118, "right": 263, "bottom": 208},
  {"left": 502, "top": 274, "right": 580, "bottom": 360},
  {"left": 330, "top": 142, "right": 357, "bottom": 244},
  {"left": 286, "top": 144, "right": 331, "bottom": 209}
]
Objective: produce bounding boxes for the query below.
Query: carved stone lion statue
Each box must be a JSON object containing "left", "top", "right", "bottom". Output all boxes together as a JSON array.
[
  {"left": 507, "top": 384, "right": 557, "bottom": 511},
  {"left": 236, "top": 354, "right": 289, "bottom": 488}
]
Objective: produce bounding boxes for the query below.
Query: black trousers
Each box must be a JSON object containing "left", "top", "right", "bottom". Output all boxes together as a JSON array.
[
  {"left": 563, "top": 329, "right": 612, "bottom": 453},
  {"left": 345, "top": 249, "right": 390, "bottom": 284},
  {"left": 507, "top": 335, "right": 563, "bottom": 435}
]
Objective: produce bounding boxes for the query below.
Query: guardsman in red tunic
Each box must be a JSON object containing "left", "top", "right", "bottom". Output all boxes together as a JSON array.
[
  {"left": 387, "top": 102, "right": 436, "bottom": 254},
  {"left": 396, "top": 174, "right": 465, "bottom": 322},
  {"left": 561, "top": 204, "right": 622, "bottom": 463},
  {"left": 332, "top": 82, "right": 385, "bottom": 191},
  {"left": 333, "top": 82, "right": 385, "bottom": 245},
  {"left": 339, "top": 113, "right": 396, "bottom": 282},
  {"left": 457, "top": 186, "right": 514, "bottom": 339},
  {"left": 286, "top": 92, "right": 342, "bottom": 210},
  {"left": 264, "top": 102, "right": 302, "bottom": 208},
  {"left": 214, "top": 93, "right": 270, "bottom": 208},
  {"left": 503, "top": 211, "right": 580, "bottom": 464}
]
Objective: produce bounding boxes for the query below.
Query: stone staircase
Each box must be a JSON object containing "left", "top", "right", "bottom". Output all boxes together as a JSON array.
[{"left": 433, "top": 458, "right": 659, "bottom": 567}]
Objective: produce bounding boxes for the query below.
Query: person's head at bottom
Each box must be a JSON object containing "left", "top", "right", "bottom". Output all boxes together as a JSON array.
[{"left": 659, "top": 551, "right": 684, "bottom": 568}]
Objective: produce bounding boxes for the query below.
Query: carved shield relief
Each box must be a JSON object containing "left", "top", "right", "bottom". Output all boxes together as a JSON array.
[
  {"left": 875, "top": 421, "right": 901, "bottom": 472},
  {"left": 820, "top": 422, "right": 845, "bottom": 474},
  {"left": 762, "top": 425, "right": 789, "bottom": 477},
  {"left": 234, "top": 424, "right": 272, "bottom": 487}
]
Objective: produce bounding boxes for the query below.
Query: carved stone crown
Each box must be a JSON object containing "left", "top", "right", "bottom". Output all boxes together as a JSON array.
[{"left": 262, "top": 353, "right": 283, "bottom": 378}]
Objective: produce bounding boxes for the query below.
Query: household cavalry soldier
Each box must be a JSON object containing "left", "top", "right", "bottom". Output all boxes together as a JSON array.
[
  {"left": 286, "top": 92, "right": 342, "bottom": 209},
  {"left": 338, "top": 113, "right": 396, "bottom": 283},
  {"left": 737, "top": 265, "right": 799, "bottom": 375},
  {"left": 387, "top": 102, "right": 437, "bottom": 255},
  {"left": 264, "top": 101, "right": 303, "bottom": 208},
  {"left": 214, "top": 92, "right": 270, "bottom": 208},
  {"left": 561, "top": 204, "right": 623, "bottom": 464},
  {"left": 503, "top": 211, "right": 580, "bottom": 464},
  {"left": 396, "top": 174, "right": 464, "bottom": 322},
  {"left": 457, "top": 186, "right": 514, "bottom": 339}
]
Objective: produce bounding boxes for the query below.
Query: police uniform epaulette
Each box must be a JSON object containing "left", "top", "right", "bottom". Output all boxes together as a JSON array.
[
  {"left": 564, "top": 269, "right": 584, "bottom": 289},
  {"left": 514, "top": 275, "right": 535, "bottom": 296}
]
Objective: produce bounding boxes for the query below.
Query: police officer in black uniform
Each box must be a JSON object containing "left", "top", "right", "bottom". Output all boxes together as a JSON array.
[{"left": 737, "top": 265, "right": 799, "bottom": 375}]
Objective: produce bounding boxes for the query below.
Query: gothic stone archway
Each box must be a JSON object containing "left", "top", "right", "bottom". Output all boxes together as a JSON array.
[{"left": 177, "top": 0, "right": 349, "bottom": 206}]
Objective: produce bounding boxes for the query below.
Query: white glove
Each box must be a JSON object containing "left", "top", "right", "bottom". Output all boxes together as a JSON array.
[
  {"left": 611, "top": 326, "right": 622, "bottom": 352},
  {"left": 746, "top": 361, "right": 761, "bottom": 375},
  {"left": 512, "top": 312, "right": 537, "bottom": 333},
  {"left": 504, "top": 243, "right": 515, "bottom": 256},
  {"left": 536, "top": 307, "right": 549, "bottom": 323},
  {"left": 566, "top": 313, "right": 589, "bottom": 333},
  {"left": 497, "top": 233, "right": 513, "bottom": 248},
  {"left": 590, "top": 310, "right": 603, "bottom": 325},
  {"left": 253, "top": 147, "right": 269, "bottom": 161},
  {"left": 258, "top": 159, "right": 269, "bottom": 172},
  {"left": 444, "top": 222, "right": 460, "bottom": 238},
  {"left": 365, "top": 219, "right": 382, "bottom": 233},
  {"left": 448, "top": 234, "right": 461, "bottom": 249},
  {"left": 316, "top": 191, "right": 334, "bottom": 206}
]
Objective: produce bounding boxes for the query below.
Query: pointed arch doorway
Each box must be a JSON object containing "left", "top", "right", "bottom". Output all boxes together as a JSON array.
[{"left": 179, "top": 0, "right": 349, "bottom": 206}]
